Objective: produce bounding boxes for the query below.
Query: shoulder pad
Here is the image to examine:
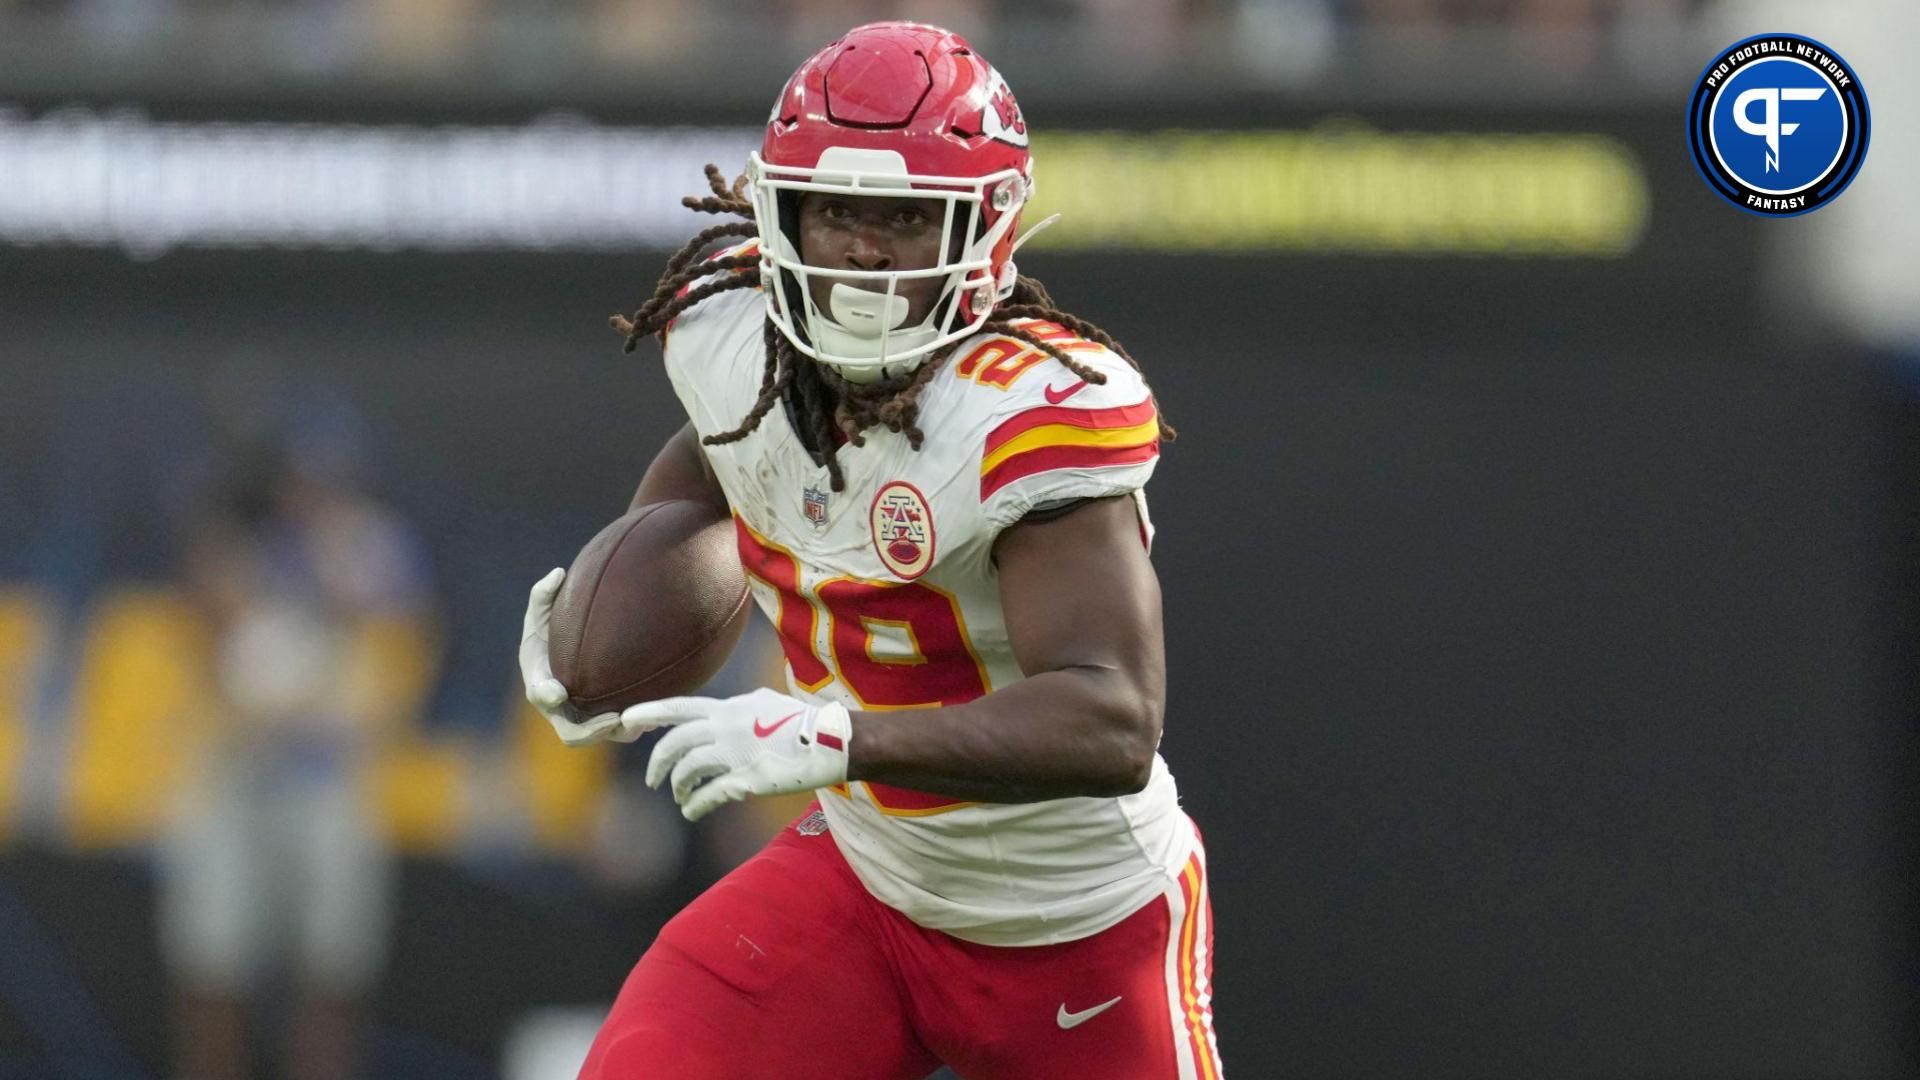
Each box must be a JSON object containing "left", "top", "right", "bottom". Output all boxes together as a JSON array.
[
  {"left": 957, "top": 319, "right": 1160, "bottom": 517},
  {"left": 664, "top": 240, "right": 763, "bottom": 339}
]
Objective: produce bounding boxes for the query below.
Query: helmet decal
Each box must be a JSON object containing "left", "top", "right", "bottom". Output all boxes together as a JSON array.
[{"left": 980, "top": 68, "right": 1028, "bottom": 148}]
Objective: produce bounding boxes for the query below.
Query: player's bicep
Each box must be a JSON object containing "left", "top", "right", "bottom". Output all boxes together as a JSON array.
[
  {"left": 629, "top": 422, "right": 729, "bottom": 516},
  {"left": 993, "top": 495, "right": 1164, "bottom": 704}
]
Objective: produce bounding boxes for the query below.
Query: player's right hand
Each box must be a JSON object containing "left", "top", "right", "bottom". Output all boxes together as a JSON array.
[{"left": 519, "top": 568, "right": 625, "bottom": 747}]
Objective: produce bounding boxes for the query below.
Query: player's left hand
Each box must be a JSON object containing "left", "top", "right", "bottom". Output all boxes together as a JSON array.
[
  {"left": 632, "top": 688, "right": 852, "bottom": 821},
  {"left": 520, "top": 568, "right": 626, "bottom": 747}
]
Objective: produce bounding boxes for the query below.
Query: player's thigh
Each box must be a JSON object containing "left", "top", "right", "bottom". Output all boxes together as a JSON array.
[
  {"left": 918, "top": 841, "right": 1224, "bottom": 1080},
  {"left": 580, "top": 811, "right": 939, "bottom": 1080}
]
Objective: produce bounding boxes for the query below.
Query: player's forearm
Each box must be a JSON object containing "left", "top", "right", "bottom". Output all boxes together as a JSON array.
[{"left": 845, "top": 667, "right": 1161, "bottom": 803}]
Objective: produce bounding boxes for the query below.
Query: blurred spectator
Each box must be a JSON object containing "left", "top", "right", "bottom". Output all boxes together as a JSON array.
[
  {"left": 363, "top": 0, "right": 484, "bottom": 72},
  {"left": 777, "top": 0, "right": 992, "bottom": 54},
  {"left": 590, "top": 0, "right": 703, "bottom": 69},
  {"left": 0, "top": 0, "right": 1721, "bottom": 89},
  {"left": 158, "top": 404, "right": 432, "bottom": 1080},
  {"left": 1071, "top": 0, "right": 1196, "bottom": 73}
]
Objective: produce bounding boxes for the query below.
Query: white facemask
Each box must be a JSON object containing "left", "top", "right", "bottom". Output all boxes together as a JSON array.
[{"left": 749, "top": 148, "right": 1030, "bottom": 381}]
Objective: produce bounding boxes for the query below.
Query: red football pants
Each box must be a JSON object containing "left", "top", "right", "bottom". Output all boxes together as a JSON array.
[{"left": 579, "top": 804, "right": 1223, "bottom": 1080}]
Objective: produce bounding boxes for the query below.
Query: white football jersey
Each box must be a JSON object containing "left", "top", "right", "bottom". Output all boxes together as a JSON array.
[{"left": 660, "top": 255, "right": 1192, "bottom": 946}]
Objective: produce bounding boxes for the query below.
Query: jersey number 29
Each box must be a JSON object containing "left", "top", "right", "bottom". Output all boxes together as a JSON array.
[{"left": 735, "top": 519, "right": 990, "bottom": 710}]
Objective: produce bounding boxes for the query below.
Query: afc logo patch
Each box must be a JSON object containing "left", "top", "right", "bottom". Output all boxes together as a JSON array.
[{"left": 870, "top": 480, "right": 935, "bottom": 580}]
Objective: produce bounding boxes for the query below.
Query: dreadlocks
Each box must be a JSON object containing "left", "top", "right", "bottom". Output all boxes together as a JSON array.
[{"left": 610, "top": 166, "right": 1175, "bottom": 493}]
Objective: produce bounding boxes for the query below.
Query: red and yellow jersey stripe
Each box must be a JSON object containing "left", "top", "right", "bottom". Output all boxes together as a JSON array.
[
  {"left": 662, "top": 240, "right": 761, "bottom": 342},
  {"left": 979, "top": 398, "right": 1159, "bottom": 501}
]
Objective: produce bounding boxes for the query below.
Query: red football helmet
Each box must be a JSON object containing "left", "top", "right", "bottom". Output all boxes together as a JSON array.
[{"left": 748, "top": 22, "right": 1038, "bottom": 381}]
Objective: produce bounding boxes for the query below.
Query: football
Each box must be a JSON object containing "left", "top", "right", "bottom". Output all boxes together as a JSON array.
[{"left": 547, "top": 500, "right": 752, "bottom": 715}]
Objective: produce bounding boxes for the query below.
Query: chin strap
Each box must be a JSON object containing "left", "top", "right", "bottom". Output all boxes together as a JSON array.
[
  {"left": 1010, "top": 213, "right": 1062, "bottom": 257},
  {"left": 984, "top": 213, "right": 1065, "bottom": 312}
]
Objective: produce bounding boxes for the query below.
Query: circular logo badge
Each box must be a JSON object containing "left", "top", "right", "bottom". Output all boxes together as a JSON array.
[
  {"left": 1688, "top": 34, "right": 1869, "bottom": 217},
  {"left": 869, "top": 481, "right": 935, "bottom": 580}
]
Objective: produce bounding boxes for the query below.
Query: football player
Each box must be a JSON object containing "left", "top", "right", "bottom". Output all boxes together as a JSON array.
[{"left": 519, "top": 22, "right": 1223, "bottom": 1079}]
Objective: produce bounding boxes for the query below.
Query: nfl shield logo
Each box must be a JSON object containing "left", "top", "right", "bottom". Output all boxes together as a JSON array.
[
  {"left": 803, "top": 486, "right": 829, "bottom": 528},
  {"left": 796, "top": 808, "right": 829, "bottom": 836}
]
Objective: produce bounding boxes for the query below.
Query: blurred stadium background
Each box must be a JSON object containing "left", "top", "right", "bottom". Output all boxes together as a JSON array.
[{"left": 0, "top": 1, "right": 1913, "bottom": 1078}]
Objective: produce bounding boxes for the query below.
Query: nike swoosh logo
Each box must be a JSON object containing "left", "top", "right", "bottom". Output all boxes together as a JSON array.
[
  {"left": 1043, "top": 380, "right": 1089, "bottom": 404},
  {"left": 1056, "top": 995, "right": 1122, "bottom": 1029},
  {"left": 752, "top": 711, "right": 802, "bottom": 738}
]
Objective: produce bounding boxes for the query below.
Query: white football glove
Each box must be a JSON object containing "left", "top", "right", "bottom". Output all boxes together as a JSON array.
[
  {"left": 518, "top": 567, "right": 636, "bottom": 747},
  {"left": 634, "top": 688, "right": 853, "bottom": 822}
]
